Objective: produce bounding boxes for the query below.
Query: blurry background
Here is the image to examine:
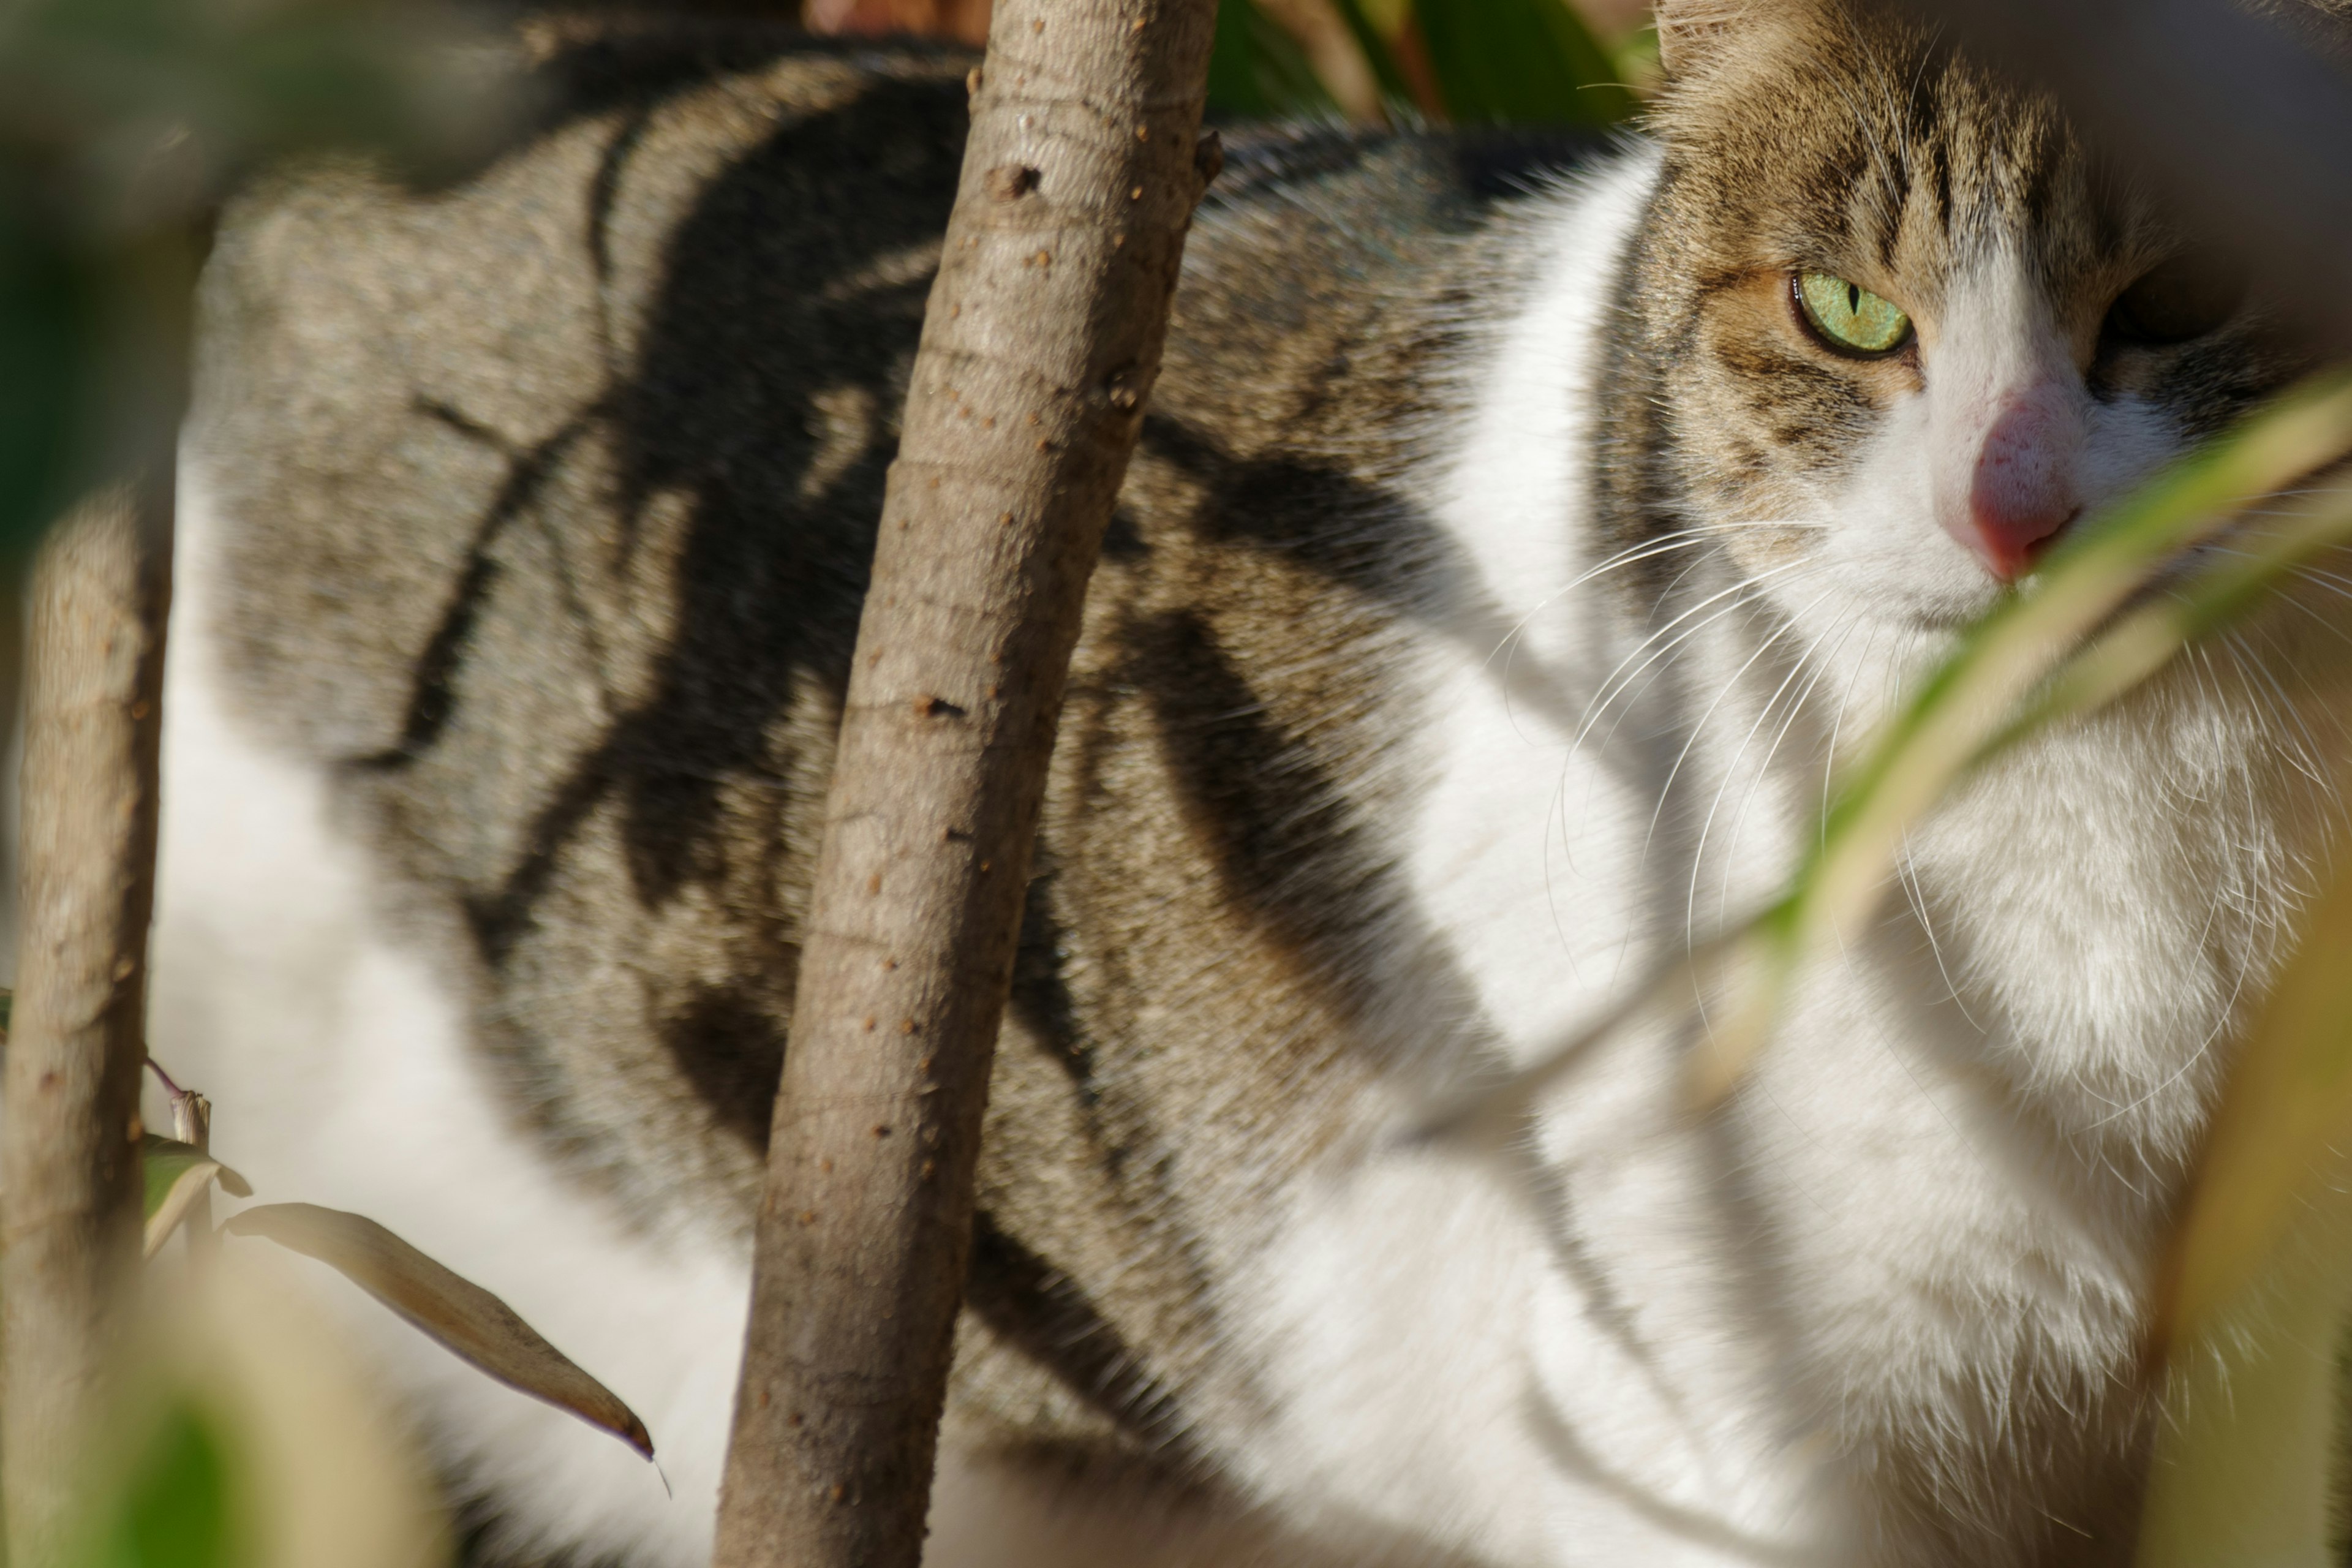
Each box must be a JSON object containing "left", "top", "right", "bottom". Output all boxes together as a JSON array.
[{"left": 795, "top": 0, "right": 1657, "bottom": 124}]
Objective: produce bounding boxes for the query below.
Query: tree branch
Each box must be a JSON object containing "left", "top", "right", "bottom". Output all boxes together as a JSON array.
[
  {"left": 2, "top": 473, "right": 174, "bottom": 1566},
  {"left": 710, "top": 2, "right": 1218, "bottom": 1562}
]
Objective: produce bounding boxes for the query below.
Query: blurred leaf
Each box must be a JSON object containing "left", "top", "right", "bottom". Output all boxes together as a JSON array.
[
  {"left": 1679, "top": 369, "right": 2352, "bottom": 1107},
  {"left": 0, "top": 201, "right": 100, "bottom": 556},
  {"left": 1209, "top": 0, "right": 1340, "bottom": 118},
  {"left": 1411, "top": 0, "right": 1638, "bottom": 125},
  {"left": 224, "top": 1202, "right": 655, "bottom": 1460},
  {"left": 1326, "top": 0, "right": 1423, "bottom": 116},
  {"left": 0, "top": 0, "right": 488, "bottom": 225},
  {"left": 2153, "top": 840, "right": 2352, "bottom": 1349},
  {"left": 1611, "top": 19, "right": 1661, "bottom": 96},
  {"left": 0, "top": 0, "right": 497, "bottom": 565},
  {"left": 2136, "top": 1229, "right": 2350, "bottom": 1568},
  {"left": 1418, "top": 371, "right": 2352, "bottom": 1140},
  {"left": 84, "top": 1401, "right": 235, "bottom": 1568},
  {"left": 1994, "top": 483, "right": 2352, "bottom": 754}
]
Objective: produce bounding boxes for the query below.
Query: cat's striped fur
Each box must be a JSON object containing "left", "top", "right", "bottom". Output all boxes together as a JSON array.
[{"left": 158, "top": 4, "right": 2352, "bottom": 1563}]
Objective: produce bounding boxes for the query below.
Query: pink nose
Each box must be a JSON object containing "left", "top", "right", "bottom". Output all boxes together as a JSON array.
[{"left": 1951, "top": 394, "right": 2081, "bottom": 582}]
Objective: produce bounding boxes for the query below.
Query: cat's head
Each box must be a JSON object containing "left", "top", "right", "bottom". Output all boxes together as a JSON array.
[{"left": 1628, "top": 0, "right": 2321, "bottom": 633}]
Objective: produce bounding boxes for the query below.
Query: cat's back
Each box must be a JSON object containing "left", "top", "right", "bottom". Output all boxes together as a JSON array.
[
  {"left": 188, "top": 13, "right": 1607, "bottom": 1222},
  {"left": 195, "top": 20, "right": 1586, "bottom": 796}
]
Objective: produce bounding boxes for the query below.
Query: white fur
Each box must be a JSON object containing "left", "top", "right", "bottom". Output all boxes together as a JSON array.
[{"left": 153, "top": 141, "right": 2347, "bottom": 1568}]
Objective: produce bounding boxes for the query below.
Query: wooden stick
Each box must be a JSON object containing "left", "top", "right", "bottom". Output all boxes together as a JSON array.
[
  {"left": 2, "top": 473, "right": 175, "bottom": 1566},
  {"left": 710, "top": 2, "right": 1218, "bottom": 1562}
]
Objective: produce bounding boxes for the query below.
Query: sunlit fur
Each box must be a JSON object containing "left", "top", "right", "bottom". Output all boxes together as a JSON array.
[{"left": 150, "top": 6, "right": 2352, "bottom": 1566}]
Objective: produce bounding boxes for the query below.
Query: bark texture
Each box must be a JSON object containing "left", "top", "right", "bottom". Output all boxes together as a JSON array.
[
  {"left": 2, "top": 477, "right": 175, "bottom": 1566},
  {"left": 710, "top": 2, "right": 1218, "bottom": 1562}
]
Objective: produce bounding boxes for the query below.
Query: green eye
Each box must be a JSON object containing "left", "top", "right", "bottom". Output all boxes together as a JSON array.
[{"left": 1795, "top": 271, "right": 1912, "bottom": 356}]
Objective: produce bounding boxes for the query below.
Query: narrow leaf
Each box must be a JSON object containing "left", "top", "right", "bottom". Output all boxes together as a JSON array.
[
  {"left": 222, "top": 1202, "right": 654, "bottom": 1459},
  {"left": 1207, "top": 0, "right": 1338, "bottom": 118},
  {"left": 1411, "top": 0, "right": 1637, "bottom": 125},
  {"left": 1423, "top": 371, "right": 2352, "bottom": 1137},
  {"left": 1996, "top": 485, "right": 2352, "bottom": 755},
  {"left": 1684, "top": 369, "right": 2352, "bottom": 1105}
]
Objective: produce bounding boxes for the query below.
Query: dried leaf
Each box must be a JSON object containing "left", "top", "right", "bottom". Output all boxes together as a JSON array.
[
  {"left": 223, "top": 1202, "right": 654, "bottom": 1460},
  {"left": 141, "top": 1134, "right": 251, "bottom": 1259}
]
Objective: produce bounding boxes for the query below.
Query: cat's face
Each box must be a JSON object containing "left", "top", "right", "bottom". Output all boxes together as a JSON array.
[{"left": 1635, "top": 0, "right": 2309, "bottom": 636}]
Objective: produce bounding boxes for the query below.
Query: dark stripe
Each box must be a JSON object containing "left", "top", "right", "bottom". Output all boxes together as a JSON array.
[
  {"left": 359, "top": 404, "right": 594, "bottom": 771},
  {"left": 963, "top": 1210, "right": 1198, "bottom": 1463}
]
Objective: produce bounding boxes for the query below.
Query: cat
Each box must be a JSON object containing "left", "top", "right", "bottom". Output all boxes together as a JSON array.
[{"left": 148, "top": 2, "right": 2352, "bottom": 1564}]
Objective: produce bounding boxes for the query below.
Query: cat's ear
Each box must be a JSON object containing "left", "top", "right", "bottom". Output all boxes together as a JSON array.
[{"left": 1652, "top": 0, "right": 1802, "bottom": 77}]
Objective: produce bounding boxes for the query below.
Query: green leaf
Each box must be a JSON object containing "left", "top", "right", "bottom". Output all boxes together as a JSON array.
[
  {"left": 1416, "top": 370, "right": 2352, "bottom": 1141},
  {"left": 225, "top": 1202, "right": 656, "bottom": 1460},
  {"left": 83, "top": 1401, "right": 235, "bottom": 1568},
  {"left": 1208, "top": 0, "right": 1338, "bottom": 119},
  {"left": 140, "top": 1136, "right": 251, "bottom": 1213},
  {"left": 0, "top": 202, "right": 100, "bottom": 558},
  {"left": 1410, "top": 0, "right": 1638, "bottom": 125},
  {"left": 1679, "top": 369, "right": 2352, "bottom": 1106}
]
